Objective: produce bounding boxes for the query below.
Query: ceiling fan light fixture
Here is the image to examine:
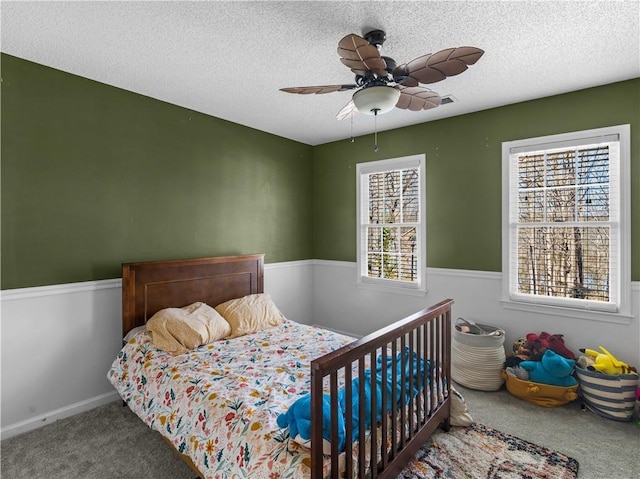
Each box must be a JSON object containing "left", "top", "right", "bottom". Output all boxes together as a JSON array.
[{"left": 352, "top": 86, "right": 400, "bottom": 115}]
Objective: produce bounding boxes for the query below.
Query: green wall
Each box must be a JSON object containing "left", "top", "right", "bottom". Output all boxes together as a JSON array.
[
  {"left": 2, "top": 53, "right": 638, "bottom": 289},
  {"left": 312, "top": 78, "right": 640, "bottom": 280},
  {"left": 1, "top": 54, "right": 313, "bottom": 289}
]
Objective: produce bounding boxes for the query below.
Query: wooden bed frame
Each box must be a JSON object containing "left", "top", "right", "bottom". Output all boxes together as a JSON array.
[{"left": 121, "top": 253, "right": 453, "bottom": 479}]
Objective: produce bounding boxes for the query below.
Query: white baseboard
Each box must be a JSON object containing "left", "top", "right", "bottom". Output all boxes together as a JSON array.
[{"left": 1, "top": 390, "right": 120, "bottom": 440}]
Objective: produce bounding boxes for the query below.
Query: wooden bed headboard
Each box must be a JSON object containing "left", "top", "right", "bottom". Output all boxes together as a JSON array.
[{"left": 121, "top": 254, "right": 264, "bottom": 335}]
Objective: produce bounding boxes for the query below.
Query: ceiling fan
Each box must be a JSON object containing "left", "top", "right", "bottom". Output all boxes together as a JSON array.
[{"left": 280, "top": 30, "right": 484, "bottom": 121}]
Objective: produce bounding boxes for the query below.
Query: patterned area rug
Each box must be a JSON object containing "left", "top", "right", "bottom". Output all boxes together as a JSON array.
[{"left": 399, "top": 423, "right": 579, "bottom": 479}]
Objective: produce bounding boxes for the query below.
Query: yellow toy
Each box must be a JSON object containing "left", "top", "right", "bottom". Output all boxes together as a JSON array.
[{"left": 579, "top": 346, "right": 636, "bottom": 375}]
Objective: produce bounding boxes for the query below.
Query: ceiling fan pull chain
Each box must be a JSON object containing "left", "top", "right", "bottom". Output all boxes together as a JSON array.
[
  {"left": 373, "top": 109, "right": 379, "bottom": 152},
  {"left": 350, "top": 112, "right": 355, "bottom": 143}
]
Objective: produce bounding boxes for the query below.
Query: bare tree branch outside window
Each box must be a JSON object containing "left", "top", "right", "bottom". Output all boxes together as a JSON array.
[
  {"left": 516, "top": 146, "right": 610, "bottom": 302},
  {"left": 366, "top": 168, "right": 419, "bottom": 282}
]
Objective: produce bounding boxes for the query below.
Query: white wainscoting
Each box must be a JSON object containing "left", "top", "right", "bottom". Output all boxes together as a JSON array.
[
  {"left": 263, "top": 260, "right": 314, "bottom": 325},
  {"left": 312, "top": 261, "right": 640, "bottom": 374},
  {"left": 1, "top": 280, "right": 123, "bottom": 439},
  {"left": 2, "top": 259, "right": 638, "bottom": 439}
]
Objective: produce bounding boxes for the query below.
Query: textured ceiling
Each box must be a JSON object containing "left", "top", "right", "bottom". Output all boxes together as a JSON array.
[{"left": 2, "top": 1, "right": 639, "bottom": 146}]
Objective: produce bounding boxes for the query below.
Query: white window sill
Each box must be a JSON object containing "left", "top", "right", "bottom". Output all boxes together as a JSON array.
[
  {"left": 500, "top": 299, "right": 632, "bottom": 325},
  {"left": 357, "top": 281, "right": 427, "bottom": 297}
]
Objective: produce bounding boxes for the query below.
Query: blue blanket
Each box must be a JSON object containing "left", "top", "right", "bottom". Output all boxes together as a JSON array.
[{"left": 276, "top": 349, "right": 429, "bottom": 452}]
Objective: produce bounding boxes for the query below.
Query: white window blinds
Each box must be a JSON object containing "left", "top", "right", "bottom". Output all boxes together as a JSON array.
[
  {"left": 357, "top": 155, "right": 426, "bottom": 292},
  {"left": 503, "top": 125, "right": 630, "bottom": 315}
]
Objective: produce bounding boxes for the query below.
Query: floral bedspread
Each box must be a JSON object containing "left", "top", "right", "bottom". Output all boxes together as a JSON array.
[{"left": 107, "top": 320, "right": 356, "bottom": 479}]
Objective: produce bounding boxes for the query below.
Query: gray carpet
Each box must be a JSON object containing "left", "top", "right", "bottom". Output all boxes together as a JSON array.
[
  {"left": 2, "top": 384, "right": 639, "bottom": 478},
  {"left": 1, "top": 401, "right": 195, "bottom": 479}
]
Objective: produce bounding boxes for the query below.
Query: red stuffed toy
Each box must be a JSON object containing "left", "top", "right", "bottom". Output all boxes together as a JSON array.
[{"left": 526, "top": 332, "right": 575, "bottom": 360}]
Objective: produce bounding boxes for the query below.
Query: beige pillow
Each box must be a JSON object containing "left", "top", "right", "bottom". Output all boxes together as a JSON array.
[
  {"left": 450, "top": 385, "right": 474, "bottom": 426},
  {"left": 146, "top": 302, "right": 231, "bottom": 354},
  {"left": 215, "top": 294, "right": 286, "bottom": 339}
]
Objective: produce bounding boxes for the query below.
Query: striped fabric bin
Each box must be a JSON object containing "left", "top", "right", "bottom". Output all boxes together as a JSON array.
[{"left": 575, "top": 365, "right": 639, "bottom": 422}]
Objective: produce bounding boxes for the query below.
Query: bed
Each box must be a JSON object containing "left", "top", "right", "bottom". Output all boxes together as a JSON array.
[{"left": 108, "top": 254, "right": 453, "bottom": 479}]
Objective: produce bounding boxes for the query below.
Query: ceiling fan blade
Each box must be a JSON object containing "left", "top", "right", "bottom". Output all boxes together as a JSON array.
[
  {"left": 393, "top": 46, "right": 484, "bottom": 85},
  {"left": 396, "top": 76, "right": 419, "bottom": 87},
  {"left": 337, "top": 33, "right": 369, "bottom": 55},
  {"left": 280, "top": 84, "right": 357, "bottom": 95},
  {"left": 337, "top": 33, "right": 388, "bottom": 77},
  {"left": 395, "top": 86, "right": 441, "bottom": 111},
  {"left": 448, "top": 46, "right": 484, "bottom": 65},
  {"left": 336, "top": 100, "right": 357, "bottom": 121}
]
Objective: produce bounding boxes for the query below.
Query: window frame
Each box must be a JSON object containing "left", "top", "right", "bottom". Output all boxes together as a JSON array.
[
  {"left": 356, "top": 154, "right": 427, "bottom": 295},
  {"left": 501, "top": 125, "right": 631, "bottom": 323}
]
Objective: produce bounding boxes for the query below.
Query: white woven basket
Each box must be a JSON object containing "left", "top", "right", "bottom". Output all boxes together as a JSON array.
[{"left": 452, "top": 319, "right": 506, "bottom": 391}]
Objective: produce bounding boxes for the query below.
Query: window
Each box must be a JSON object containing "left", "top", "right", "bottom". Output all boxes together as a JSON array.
[
  {"left": 502, "top": 125, "right": 630, "bottom": 319},
  {"left": 356, "top": 154, "right": 426, "bottom": 293}
]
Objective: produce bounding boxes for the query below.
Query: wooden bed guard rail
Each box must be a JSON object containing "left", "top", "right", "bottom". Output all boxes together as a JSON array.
[{"left": 310, "top": 299, "right": 453, "bottom": 479}]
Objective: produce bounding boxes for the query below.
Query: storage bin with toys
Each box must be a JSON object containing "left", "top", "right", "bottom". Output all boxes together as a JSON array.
[
  {"left": 502, "top": 332, "right": 579, "bottom": 407},
  {"left": 502, "top": 332, "right": 639, "bottom": 418},
  {"left": 575, "top": 346, "right": 639, "bottom": 422}
]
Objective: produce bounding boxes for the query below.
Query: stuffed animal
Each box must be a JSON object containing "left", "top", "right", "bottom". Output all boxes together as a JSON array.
[
  {"left": 579, "top": 346, "right": 636, "bottom": 375},
  {"left": 519, "top": 349, "right": 578, "bottom": 387},
  {"left": 505, "top": 365, "right": 529, "bottom": 380},
  {"left": 276, "top": 393, "right": 345, "bottom": 454},
  {"left": 576, "top": 354, "right": 595, "bottom": 370},
  {"left": 277, "top": 348, "right": 427, "bottom": 453},
  {"left": 527, "top": 332, "right": 575, "bottom": 360},
  {"left": 545, "top": 333, "right": 575, "bottom": 359},
  {"left": 345, "top": 350, "right": 427, "bottom": 440},
  {"left": 511, "top": 337, "right": 532, "bottom": 360},
  {"left": 525, "top": 332, "right": 548, "bottom": 361}
]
